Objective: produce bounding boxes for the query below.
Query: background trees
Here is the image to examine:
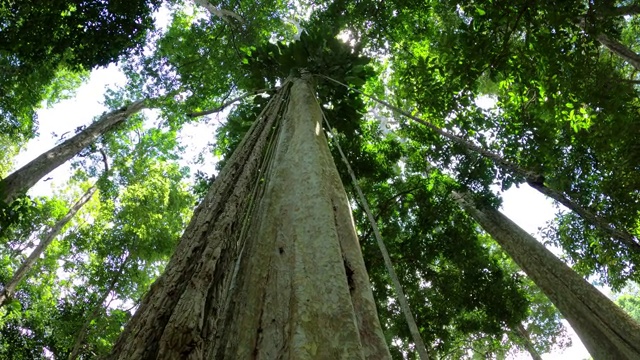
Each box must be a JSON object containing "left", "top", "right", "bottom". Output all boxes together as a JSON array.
[
  {"left": 1, "top": 0, "right": 639, "bottom": 358},
  {"left": 0, "top": 0, "right": 160, "bottom": 141}
]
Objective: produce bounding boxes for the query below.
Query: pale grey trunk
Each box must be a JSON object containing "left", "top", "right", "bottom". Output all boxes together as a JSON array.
[
  {"left": 596, "top": 33, "right": 640, "bottom": 71},
  {"left": 454, "top": 192, "right": 640, "bottom": 360},
  {"left": 0, "top": 186, "right": 96, "bottom": 307},
  {"left": 0, "top": 100, "right": 146, "bottom": 204},
  {"left": 108, "top": 78, "right": 390, "bottom": 359},
  {"left": 514, "top": 323, "right": 542, "bottom": 360},
  {"left": 527, "top": 181, "right": 640, "bottom": 252}
]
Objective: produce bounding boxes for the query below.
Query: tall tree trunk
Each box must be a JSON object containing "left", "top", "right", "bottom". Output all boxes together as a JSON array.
[
  {"left": 595, "top": 33, "right": 640, "bottom": 71},
  {"left": 0, "top": 185, "right": 97, "bottom": 306},
  {"left": 526, "top": 181, "right": 640, "bottom": 252},
  {"left": 453, "top": 191, "right": 640, "bottom": 360},
  {"left": 514, "top": 323, "right": 542, "bottom": 360},
  {"left": 0, "top": 100, "right": 146, "bottom": 205},
  {"left": 108, "top": 77, "right": 391, "bottom": 359},
  {"left": 69, "top": 256, "right": 129, "bottom": 360}
]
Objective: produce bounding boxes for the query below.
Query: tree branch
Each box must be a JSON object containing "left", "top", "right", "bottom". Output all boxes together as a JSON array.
[{"left": 187, "top": 88, "right": 278, "bottom": 118}]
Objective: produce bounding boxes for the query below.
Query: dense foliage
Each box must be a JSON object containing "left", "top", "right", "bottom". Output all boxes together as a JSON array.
[
  {"left": 0, "top": 0, "right": 161, "bottom": 139},
  {"left": 1, "top": 0, "right": 639, "bottom": 358}
]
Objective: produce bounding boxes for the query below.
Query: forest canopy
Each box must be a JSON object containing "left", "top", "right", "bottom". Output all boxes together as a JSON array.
[{"left": 1, "top": 0, "right": 640, "bottom": 359}]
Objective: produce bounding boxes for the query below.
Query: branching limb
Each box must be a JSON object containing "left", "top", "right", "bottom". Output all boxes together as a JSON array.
[{"left": 187, "top": 88, "right": 278, "bottom": 118}]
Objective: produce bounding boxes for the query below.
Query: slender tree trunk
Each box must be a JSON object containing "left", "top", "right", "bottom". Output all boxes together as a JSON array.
[
  {"left": 595, "top": 33, "right": 640, "bottom": 71},
  {"left": 108, "top": 77, "right": 391, "bottom": 359},
  {"left": 322, "top": 76, "right": 640, "bottom": 253},
  {"left": 0, "top": 186, "right": 97, "bottom": 307},
  {"left": 514, "top": 323, "right": 542, "bottom": 360},
  {"left": 453, "top": 191, "right": 640, "bottom": 360},
  {"left": 0, "top": 100, "right": 146, "bottom": 205},
  {"left": 68, "top": 256, "right": 129, "bottom": 360},
  {"left": 526, "top": 181, "right": 640, "bottom": 252}
]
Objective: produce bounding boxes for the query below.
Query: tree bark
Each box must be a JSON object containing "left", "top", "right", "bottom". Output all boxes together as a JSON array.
[
  {"left": 595, "top": 33, "right": 640, "bottom": 71},
  {"left": 0, "top": 100, "right": 146, "bottom": 205},
  {"left": 527, "top": 181, "right": 640, "bottom": 252},
  {"left": 108, "top": 78, "right": 391, "bottom": 359},
  {"left": 514, "top": 323, "right": 542, "bottom": 360},
  {"left": 0, "top": 185, "right": 97, "bottom": 307},
  {"left": 601, "top": 4, "right": 640, "bottom": 17},
  {"left": 453, "top": 191, "right": 640, "bottom": 360},
  {"left": 577, "top": 18, "right": 640, "bottom": 71}
]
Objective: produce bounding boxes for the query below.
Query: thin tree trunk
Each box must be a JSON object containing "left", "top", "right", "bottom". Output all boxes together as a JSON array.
[
  {"left": 0, "top": 186, "right": 97, "bottom": 306},
  {"left": 526, "top": 181, "right": 640, "bottom": 252},
  {"left": 514, "top": 323, "right": 542, "bottom": 360},
  {"left": 595, "top": 33, "right": 640, "bottom": 71},
  {"left": 109, "top": 77, "right": 391, "bottom": 359},
  {"left": 322, "top": 76, "right": 640, "bottom": 253},
  {"left": 338, "top": 132, "right": 429, "bottom": 359},
  {"left": 68, "top": 256, "right": 129, "bottom": 360},
  {"left": 0, "top": 100, "right": 146, "bottom": 205},
  {"left": 453, "top": 191, "right": 640, "bottom": 360}
]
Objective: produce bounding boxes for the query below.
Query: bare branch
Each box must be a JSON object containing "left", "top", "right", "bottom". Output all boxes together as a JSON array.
[
  {"left": 187, "top": 88, "right": 278, "bottom": 118},
  {"left": 99, "top": 148, "right": 110, "bottom": 173}
]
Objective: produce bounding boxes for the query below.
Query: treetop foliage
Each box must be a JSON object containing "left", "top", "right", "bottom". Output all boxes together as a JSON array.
[
  {"left": 0, "top": 0, "right": 161, "bottom": 139},
  {"left": 2, "top": 0, "right": 640, "bottom": 358}
]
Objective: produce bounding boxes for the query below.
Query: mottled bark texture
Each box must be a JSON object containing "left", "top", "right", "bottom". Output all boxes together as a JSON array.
[
  {"left": 454, "top": 192, "right": 640, "bottom": 360},
  {"left": 0, "top": 100, "right": 146, "bottom": 204},
  {"left": 108, "top": 78, "right": 391, "bottom": 359}
]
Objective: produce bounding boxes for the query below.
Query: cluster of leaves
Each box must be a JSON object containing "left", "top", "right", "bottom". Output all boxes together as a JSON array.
[
  {"left": 4, "top": 0, "right": 640, "bottom": 358},
  {"left": 355, "top": 172, "right": 529, "bottom": 358},
  {"left": 213, "top": 25, "right": 376, "bottom": 164},
  {"left": 328, "top": 0, "right": 640, "bottom": 289},
  {"left": 615, "top": 282, "right": 640, "bottom": 322},
  {"left": 0, "top": 101, "right": 194, "bottom": 356},
  {"left": 0, "top": 0, "right": 160, "bottom": 139}
]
